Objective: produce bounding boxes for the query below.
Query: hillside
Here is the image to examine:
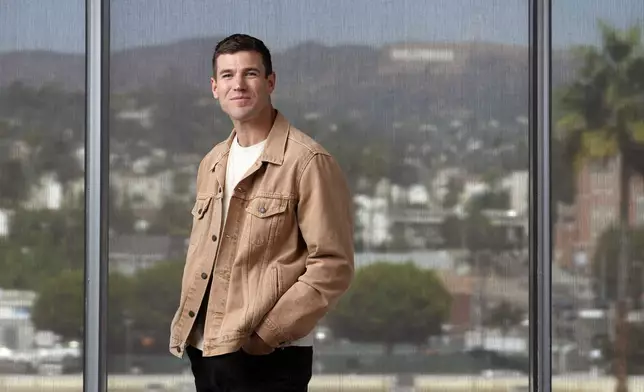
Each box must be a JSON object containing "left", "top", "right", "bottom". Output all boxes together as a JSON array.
[{"left": 0, "top": 38, "right": 577, "bottom": 124}]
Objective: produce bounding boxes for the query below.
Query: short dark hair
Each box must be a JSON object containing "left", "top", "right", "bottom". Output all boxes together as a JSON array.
[{"left": 212, "top": 34, "right": 273, "bottom": 78}]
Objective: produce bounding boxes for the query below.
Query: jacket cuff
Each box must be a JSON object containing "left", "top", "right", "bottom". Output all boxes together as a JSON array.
[{"left": 255, "top": 316, "right": 289, "bottom": 348}]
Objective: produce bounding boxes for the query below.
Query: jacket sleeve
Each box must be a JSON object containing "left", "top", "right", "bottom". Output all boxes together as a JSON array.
[{"left": 255, "top": 152, "right": 355, "bottom": 347}]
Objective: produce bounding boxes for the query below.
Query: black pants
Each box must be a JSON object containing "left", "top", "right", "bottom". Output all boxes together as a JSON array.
[{"left": 186, "top": 345, "right": 312, "bottom": 392}]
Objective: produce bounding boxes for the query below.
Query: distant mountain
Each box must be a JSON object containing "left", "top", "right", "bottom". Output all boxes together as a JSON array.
[
  {"left": 0, "top": 51, "right": 86, "bottom": 90},
  {"left": 0, "top": 37, "right": 577, "bottom": 122}
]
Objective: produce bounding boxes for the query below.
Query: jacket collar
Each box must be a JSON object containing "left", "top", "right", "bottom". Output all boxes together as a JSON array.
[{"left": 210, "top": 109, "right": 290, "bottom": 171}]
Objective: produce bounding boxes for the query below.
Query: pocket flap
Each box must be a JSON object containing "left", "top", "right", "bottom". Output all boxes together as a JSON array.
[
  {"left": 191, "top": 193, "right": 213, "bottom": 219},
  {"left": 245, "top": 197, "right": 287, "bottom": 218}
]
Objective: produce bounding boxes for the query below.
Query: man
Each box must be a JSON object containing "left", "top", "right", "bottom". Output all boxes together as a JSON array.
[{"left": 169, "top": 33, "right": 354, "bottom": 392}]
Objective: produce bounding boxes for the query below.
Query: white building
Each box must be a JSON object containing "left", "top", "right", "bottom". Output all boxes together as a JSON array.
[
  {"left": 0, "top": 289, "right": 36, "bottom": 351},
  {"left": 24, "top": 173, "right": 63, "bottom": 210},
  {"left": 0, "top": 209, "right": 9, "bottom": 237},
  {"left": 354, "top": 194, "right": 390, "bottom": 248},
  {"left": 111, "top": 170, "right": 175, "bottom": 209},
  {"left": 390, "top": 48, "right": 455, "bottom": 63},
  {"left": 501, "top": 170, "right": 529, "bottom": 216}
]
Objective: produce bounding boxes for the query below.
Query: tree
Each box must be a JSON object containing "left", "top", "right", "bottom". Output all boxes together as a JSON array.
[
  {"left": 0, "top": 158, "right": 29, "bottom": 209},
  {"left": 592, "top": 226, "right": 644, "bottom": 308},
  {"left": 467, "top": 189, "right": 510, "bottom": 213},
  {"left": 456, "top": 190, "right": 514, "bottom": 253},
  {"left": 439, "top": 189, "right": 518, "bottom": 254},
  {"left": 146, "top": 197, "right": 191, "bottom": 237},
  {"left": 0, "top": 207, "right": 84, "bottom": 290},
  {"left": 551, "top": 137, "right": 576, "bottom": 206},
  {"left": 31, "top": 269, "right": 84, "bottom": 341},
  {"left": 128, "top": 260, "right": 183, "bottom": 353},
  {"left": 440, "top": 214, "right": 464, "bottom": 249},
  {"left": 463, "top": 208, "right": 505, "bottom": 253},
  {"left": 109, "top": 187, "right": 139, "bottom": 235},
  {"left": 31, "top": 268, "right": 132, "bottom": 349},
  {"left": 107, "top": 272, "right": 135, "bottom": 355},
  {"left": 442, "top": 176, "right": 464, "bottom": 210},
  {"left": 0, "top": 82, "right": 85, "bottom": 195},
  {"left": 483, "top": 301, "right": 524, "bottom": 338},
  {"left": 601, "top": 324, "right": 644, "bottom": 375},
  {"left": 556, "top": 22, "right": 644, "bottom": 392},
  {"left": 327, "top": 261, "right": 451, "bottom": 354}
]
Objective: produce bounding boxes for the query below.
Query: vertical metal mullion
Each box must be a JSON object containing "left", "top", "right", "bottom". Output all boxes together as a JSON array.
[
  {"left": 529, "top": 0, "right": 552, "bottom": 391},
  {"left": 84, "top": 0, "right": 110, "bottom": 391}
]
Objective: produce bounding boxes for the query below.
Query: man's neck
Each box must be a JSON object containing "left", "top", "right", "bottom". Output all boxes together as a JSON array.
[{"left": 233, "top": 107, "right": 276, "bottom": 147}]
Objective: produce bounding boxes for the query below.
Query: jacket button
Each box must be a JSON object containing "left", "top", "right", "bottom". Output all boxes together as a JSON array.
[
  {"left": 188, "top": 311, "right": 195, "bottom": 317},
  {"left": 212, "top": 234, "right": 217, "bottom": 242},
  {"left": 197, "top": 208, "right": 202, "bottom": 214},
  {"left": 201, "top": 272, "right": 208, "bottom": 279},
  {"left": 258, "top": 207, "right": 266, "bottom": 214}
]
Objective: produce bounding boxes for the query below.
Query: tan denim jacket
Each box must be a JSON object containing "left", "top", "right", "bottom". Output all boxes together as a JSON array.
[{"left": 168, "top": 111, "right": 354, "bottom": 358}]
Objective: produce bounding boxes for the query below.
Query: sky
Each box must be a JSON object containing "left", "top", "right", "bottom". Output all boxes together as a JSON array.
[{"left": 0, "top": 0, "right": 643, "bottom": 53}]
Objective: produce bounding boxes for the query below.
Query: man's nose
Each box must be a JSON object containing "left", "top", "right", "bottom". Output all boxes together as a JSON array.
[{"left": 234, "top": 76, "right": 247, "bottom": 90}]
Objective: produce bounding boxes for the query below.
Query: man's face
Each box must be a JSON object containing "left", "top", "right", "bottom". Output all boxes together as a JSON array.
[{"left": 211, "top": 50, "right": 275, "bottom": 122}]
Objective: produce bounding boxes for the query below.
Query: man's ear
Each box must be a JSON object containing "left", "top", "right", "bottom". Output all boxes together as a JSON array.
[
  {"left": 267, "top": 72, "right": 276, "bottom": 94},
  {"left": 210, "top": 77, "right": 218, "bottom": 99}
]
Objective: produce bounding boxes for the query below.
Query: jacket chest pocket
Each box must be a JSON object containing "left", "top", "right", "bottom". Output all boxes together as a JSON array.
[
  {"left": 189, "top": 193, "right": 215, "bottom": 246},
  {"left": 245, "top": 197, "right": 288, "bottom": 246}
]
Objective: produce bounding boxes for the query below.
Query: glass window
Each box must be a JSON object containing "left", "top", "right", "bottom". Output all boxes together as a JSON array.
[
  {"left": 552, "top": 0, "right": 644, "bottom": 390},
  {"left": 108, "top": 1, "right": 530, "bottom": 390},
  {"left": 0, "top": 0, "right": 85, "bottom": 385}
]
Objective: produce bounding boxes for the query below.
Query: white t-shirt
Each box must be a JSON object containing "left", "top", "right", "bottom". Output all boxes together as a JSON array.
[{"left": 192, "top": 135, "right": 314, "bottom": 350}]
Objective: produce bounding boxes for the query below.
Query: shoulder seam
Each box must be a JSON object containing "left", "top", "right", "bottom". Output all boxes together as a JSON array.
[
  {"left": 296, "top": 152, "right": 318, "bottom": 193},
  {"left": 287, "top": 134, "right": 331, "bottom": 156}
]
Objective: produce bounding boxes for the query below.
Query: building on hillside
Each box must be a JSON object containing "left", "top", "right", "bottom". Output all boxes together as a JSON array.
[{"left": 553, "top": 156, "right": 644, "bottom": 270}]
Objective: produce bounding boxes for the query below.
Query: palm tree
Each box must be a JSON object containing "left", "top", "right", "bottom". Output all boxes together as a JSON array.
[{"left": 557, "top": 22, "right": 644, "bottom": 392}]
